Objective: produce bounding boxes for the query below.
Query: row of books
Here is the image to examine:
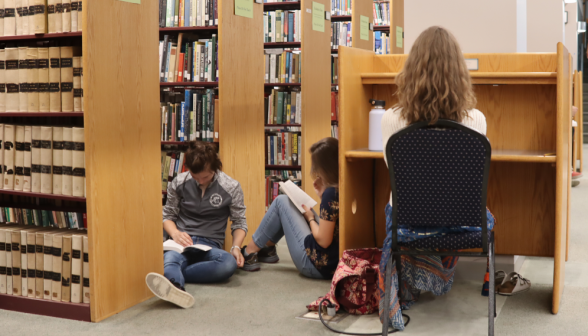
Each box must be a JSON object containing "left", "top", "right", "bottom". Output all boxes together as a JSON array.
[
  {"left": 0, "top": 0, "right": 82, "bottom": 37},
  {"left": 375, "top": 31, "right": 391, "bottom": 55},
  {"left": 159, "top": 33, "right": 218, "bottom": 83},
  {"left": 161, "top": 151, "right": 188, "bottom": 192},
  {"left": 331, "top": 55, "right": 338, "bottom": 84},
  {"left": 330, "top": 91, "right": 338, "bottom": 122},
  {"left": 331, "top": 124, "right": 338, "bottom": 139},
  {"left": 332, "top": 22, "right": 352, "bottom": 50},
  {"left": 373, "top": 1, "right": 390, "bottom": 26},
  {"left": 266, "top": 131, "right": 301, "bottom": 166},
  {"left": 159, "top": 0, "right": 218, "bottom": 28},
  {"left": 263, "top": 10, "right": 301, "bottom": 43},
  {"left": 331, "top": 0, "right": 351, "bottom": 15},
  {"left": 265, "top": 174, "right": 300, "bottom": 211},
  {"left": 0, "top": 207, "right": 86, "bottom": 229},
  {"left": 160, "top": 89, "right": 219, "bottom": 143},
  {"left": 265, "top": 89, "right": 301, "bottom": 125},
  {"left": 0, "top": 125, "right": 86, "bottom": 197},
  {"left": 0, "top": 46, "right": 82, "bottom": 113},
  {"left": 0, "top": 225, "right": 89, "bottom": 304},
  {"left": 264, "top": 50, "right": 301, "bottom": 84}
]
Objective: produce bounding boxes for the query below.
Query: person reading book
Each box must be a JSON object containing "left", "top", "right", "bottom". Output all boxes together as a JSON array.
[
  {"left": 379, "top": 26, "right": 496, "bottom": 312},
  {"left": 243, "top": 137, "right": 340, "bottom": 279},
  {"left": 146, "top": 141, "right": 252, "bottom": 308}
]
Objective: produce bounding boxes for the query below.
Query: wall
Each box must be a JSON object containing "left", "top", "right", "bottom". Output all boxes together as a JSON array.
[
  {"left": 527, "top": 0, "right": 566, "bottom": 53},
  {"left": 565, "top": 2, "right": 578, "bottom": 70},
  {"left": 404, "top": 0, "right": 518, "bottom": 53}
]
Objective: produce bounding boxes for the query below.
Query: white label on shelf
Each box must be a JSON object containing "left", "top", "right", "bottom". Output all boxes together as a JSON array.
[
  {"left": 465, "top": 59, "right": 479, "bottom": 71},
  {"left": 306, "top": 8, "right": 312, "bottom": 13}
]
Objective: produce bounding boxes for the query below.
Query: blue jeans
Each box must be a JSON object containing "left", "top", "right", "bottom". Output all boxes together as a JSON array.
[
  {"left": 252, "top": 195, "right": 323, "bottom": 279},
  {"left": 164, "top": 236, "right": 237, "bottom": 287}
]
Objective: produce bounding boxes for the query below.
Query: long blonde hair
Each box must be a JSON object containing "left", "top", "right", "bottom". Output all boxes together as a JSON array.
[{"left": 395, "top": 26, "right": 476, "bottom": 124}]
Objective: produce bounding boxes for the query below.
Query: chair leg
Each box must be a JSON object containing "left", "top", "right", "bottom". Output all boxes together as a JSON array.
[
  {"left": 382, "top": 252, "right": 394, "bottom": 336},
  {"left": 488, "top": 235, "right": 495, "bottom": 336}
]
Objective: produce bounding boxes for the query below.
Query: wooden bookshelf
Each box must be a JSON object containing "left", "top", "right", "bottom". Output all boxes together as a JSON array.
[
  {"left": 266, "top": 165, "right": 301, "bottom": 170},
  {"left": 264, "top": 42, "right": 301, "bottom": 48},
  {"left": 160, "top": 81, "right": 218, "bottom": 87},
  {"left": 0, "top": 113, "right": 84, "bottom": 117},
  {"left": 0, "top": 293, "right": 91, "bottom": 322},
  {"left": 374, "top": 25, "right": 390, "bottom": 31},
  {"left": 265, "top": 124, "right": 301, "bottom": 127},
  {"left": 331, "top": 15, "right": 352, "bottom": 22},
  {"left": 337, "top": 45, "right": 572, "bottom": 314},
  {"left": 264, "top": 83, "right": 301, "bottom": 87},
  {"left": 159, "top": 26, "right": 218, "bottom": 32},
  {"left": 0, "top": 190, "right": 86, "bottom": 202},
  {"left": 0, "top": 32, "right": 82, "bottom": 42}
]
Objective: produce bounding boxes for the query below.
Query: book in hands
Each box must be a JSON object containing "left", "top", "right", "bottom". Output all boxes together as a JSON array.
[
  {"left": 163, "top": 239, "right": 212, "bottom": 253},
  {"left": 278, "top": 180, "right": 318, "bottom": 214}
]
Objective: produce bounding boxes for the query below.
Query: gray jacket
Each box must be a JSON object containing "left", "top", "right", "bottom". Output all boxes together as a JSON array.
[{"left": 163, "top": 170, "right": 247, "bottom": 247}]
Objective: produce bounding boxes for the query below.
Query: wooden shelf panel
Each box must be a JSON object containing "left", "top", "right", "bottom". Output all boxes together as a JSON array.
[
  {"left": 265, "top": 124, "right": 301, "bottom": 127},
  {"left": 0, "top": 32, "right": 82, "bottom": 42},
  {"left": 0, "top": 202, "right": 86, "bottom": 213},
  {"left": 331, "top": 49, "right": 339, "bottom": 54},
  {"left": 161, "top": 141, "right": 190, "bottom": 145},
  {"left": 361, "top": 72, "right": 558, "bottom": 85},
  {"left": 0, "top": 112, "right": 83, "bottom": 117},
  {"left": 264, "top": 83, "right": 301, "bottom": 87},
  {"left": 266, "top": 165, "right": 301, "bottom": 170},
  {"left": 263, "top": 2, "right": 301, "bottom": 11},
  {"left": 160, "top": 82, "right": 218, "bottom": 87},
  {"left": 0, "top": 293, "right": 90, "bottom": 322},
  {"left": 0, "top": 189, "right": 86, "bottom": 202},
  {"left": 345, "top": 148, "right": 557, "bottom": 163},
  {"left": 264, "top": 42, "right": 301, "bottom": 49},
  {"left": 374, "top": 25, "right": 390, "bottom": 31},
  {"left": 159, "top": 26, "right": 218, "bottom": 33},
  {"left": 331, "top": 15, "right": 352, "bottom": 22}
]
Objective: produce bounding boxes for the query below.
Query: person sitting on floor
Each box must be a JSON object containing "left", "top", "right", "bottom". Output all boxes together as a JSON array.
[
  {"left": 145, "top": 141, "right": 253, "bottom": 308},
  {"left": 242, "top": 137, "right": 340, "bottom": 280},
  {"left": 379, "top": 26, "right": 497, "bottom": 327}
]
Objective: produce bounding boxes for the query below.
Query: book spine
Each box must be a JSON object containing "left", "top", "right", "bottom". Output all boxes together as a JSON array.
[
  {"left": 0, "top": 0, "right": 4, "bottom": 37},
  {"left": 71, "top": 127, "right": 84, "bottom": 197},
  {"left": 11, "top": 231, "right": 21, "bottom": 295},
  {"left": 48, "top": 47, "right": 61, "bottom": 112},
  {"left": 70, "top": 0, "right": 77, "bottom": 31},
  {"left": 62, "top": 127, "right": 72, "bottom": 196},
  {"left": 23, "top": 126, "right": 31, "bottom": 191},
  {"left": 54, "top": 0, "right": 62, "bottom": 33},
  {"left": 0, "top": 50, "right": 5, "bottom": 112},
  {"left": 61, "top": 0, "right": 70, "bottom": 32},
  {"left": 73, "top": 56, "right": 81, "bottom": 112},
  {"left": 17, "top": 47, "right": 27, "bottom": 112},
  {"left": 37, "top": 48, "right": 49, "bottom": 112},
  {"left": 5, "top": 0, "right": 16, "bottom": 36},
  {"left": 5, "top": 48, "right": 18, "bottom": 112},
  {"left": 33, "top": 0, "right": 47, "bottom": 34},
  {"left": 40, "top": 126, "right": 52, "bottom": 194},
  {"left": 52, "top": 126, "right": 63, "bottom": 194},
  {"left": 61, "top": 234, "right": 71, "bottom": 301},
  {"left": 26, "top": 48, "right": 38, "bottom": 112},
  {"left": 47, "top": 0, "right": 55, "bottom": 33},
  {"left": 82, "top": 235, "right": 89, "bottom": 303},
  {"left": 26, "top": 232, "right": 35, "bottom": 297},
  {"left": 42, "top": 232, "right": 52, "bottom": 299},
  {"left": 3, "top": 124, "right": 14, "bottom": 190},
  {"left": 31, "top": 126, "right": 41, "bottom": 192},
  {"left": 51, "top": 234, "right": 62, "bottom": 300},
  {"left": 60, "top": 46, "right": 73, "bottom": 112}
]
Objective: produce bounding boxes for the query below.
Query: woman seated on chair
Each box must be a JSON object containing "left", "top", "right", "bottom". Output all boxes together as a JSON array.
[
  {"left": 242, "top": 137, "right": 339, "bottom": 280},
  {"left": 379, "top": 26, "right": 496, "bottom": 326}
]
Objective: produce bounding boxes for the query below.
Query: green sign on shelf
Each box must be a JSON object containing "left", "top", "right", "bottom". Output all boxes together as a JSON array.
[
  {"left": 312, "top": 2, "right": 325, "bottom": 32},
  {"left": 118, "top": 0, "right": 141, "bottom": 4},
  {"left": 235, "top": 0, "right": 254, "bottom": 18},
  {"left": 360, "top": 15, "right": 369, "bottom": 41},
  {"left": 396, "top": 26, "right": 403, "bottom": 48}
]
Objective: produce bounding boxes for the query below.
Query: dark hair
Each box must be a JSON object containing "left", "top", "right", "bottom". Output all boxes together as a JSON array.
[
  {"left": 309, "top": 137, "right": 339, "bottom": 188},
  {"left": 184, "top": 141, "right": 222, "bottom": 174}
]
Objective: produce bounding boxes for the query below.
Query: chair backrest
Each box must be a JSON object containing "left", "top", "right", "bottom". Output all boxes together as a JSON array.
[{"left": 385, "top": 120, "right": 491, "bottom": 248}]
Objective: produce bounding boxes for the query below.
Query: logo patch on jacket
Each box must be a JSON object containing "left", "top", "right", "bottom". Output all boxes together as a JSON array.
[{"left": 210, "top": 193, "right": 223, "bottom": 207}]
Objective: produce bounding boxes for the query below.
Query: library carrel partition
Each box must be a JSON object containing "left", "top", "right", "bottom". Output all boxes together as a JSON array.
[{"left": 337, "top": 43, "right": 572, "bottom": 315}]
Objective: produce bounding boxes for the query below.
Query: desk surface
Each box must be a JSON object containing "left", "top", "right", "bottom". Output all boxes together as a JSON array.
[
  {"left": 345, "top": 148, "right": 557, "bottom": 163},
  {"left": 361, "top": 72, "right": 558, "bottom": 85}
]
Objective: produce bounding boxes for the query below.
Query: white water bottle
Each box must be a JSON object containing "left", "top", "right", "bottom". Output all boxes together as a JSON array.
[{"left": 369, "top": 99, "right": 386, "bottom": 151}]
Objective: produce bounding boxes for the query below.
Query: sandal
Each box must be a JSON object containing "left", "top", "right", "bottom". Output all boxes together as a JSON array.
[
  {"left": 497, "top": 272, "right": 531, "bottom": 296},
  {"left": 494, "top": 270, "right": 506, "bottom": 289}
]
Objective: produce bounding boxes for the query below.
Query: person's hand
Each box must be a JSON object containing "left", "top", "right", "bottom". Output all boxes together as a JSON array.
[
  {"left": 313, "top": 177, "right": 326, "bottom": 199},
  {"left": 301, "top": 204, "right": 315, "bottom": 224},
  {"left": 572, "top": 106, "right": 578, "bottom": 118},
  {"left": 171, "top": 231, "right": 192, "bottom": 247},
  {"left": 231, "top": 247, "right": 244, "bottom": 268}
]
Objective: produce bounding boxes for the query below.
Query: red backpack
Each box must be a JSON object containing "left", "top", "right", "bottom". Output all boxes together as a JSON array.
[{"left": 307, "top": 248, "right": 382, "bottom": 314}]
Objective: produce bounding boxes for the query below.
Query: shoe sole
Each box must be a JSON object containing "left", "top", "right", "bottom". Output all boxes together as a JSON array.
[
  {"left": 145, "top": 273, "right": 195, "bottom": 309},
  {"left": 258, "top": 255, "right": 280, "bottom": 263},
  {"left": 242, "top": 263, "right": 261, "bottom": 272},
  {"left": 497, "top": 287, "right": 531, "bottom": 296}
]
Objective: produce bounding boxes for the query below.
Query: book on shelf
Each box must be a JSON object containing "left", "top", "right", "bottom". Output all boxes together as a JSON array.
[
  {"left": 331, "top": 54, "right": 338, "bottom": 84},
  {"left": 38, "top": 47, "right": 50, "bottom": 112},
  {"left": 4, "top": 124, "right": 15, "bottom": 190},
  {"left": 82, "top": 233, "right": 89, "bottom": 303},
  {"left": 159, "top": 33, "right": 218, "bottom": 83},
  {"left": 51, "top": 230, "right": 68, "bottom": 301},
  {"left": 51, "top": 126, "right": 62, "bottom": 195},
  {"left": 0, "top": 50, "right": 5, "bottom": 112},
  {"left": 0, "top": 206, "right": 86, "bottom": 228},
  {"left": 60, "top": 46, "right": 74, "bottom": 112},
  {"left": 264, "top": 88, "right": 301, "bottom": 125},
  {"left": 62, "top": 0, "right": 71, "bottom": 33},
  {"left": 17, "top": 46, "right": 27, "bottom": 112},
  {"left": 4, "top": 0, "right": 16, "bottom": 37},
  {"left": 40, "top": 126, "right": 52, "bottom": 193},
  {"left": 14, "top": 125, "right": 24, "bottom": 191},
  {"left": 265, "top": 170, "right": 301, "bottom": 210},
  {"left": 373, "top": 1, "right": 390, "bottom": 26},
  {"left": 27, "top": 47, "right": 39, "bottom": 112},
  {"left": 163, "top": 239, "right": 212, "bottom": 253},
  {"left": 5, "top": 48, "right": 18, "bottom": 112},
  {"left": 331, "top": 21, "right": 352, "bottom": 50},
  {"left": 263, "top": 10, "right": 301, "bottom": 43},
  {"left": 60, "top": 232, "right": 71, "bottom": 301},
  {"left": 331, "top": 91, "right": 338, "bottom": 121},
  {"left": 62, "top": 126, "right": 72, "bottom": 196},
  {"left": 71, "top": 126, "right": 84, "bottom": 197},
  {"left": 374, "top": 31, "right": 390, "bottom": 55},
  {"left": 265, "top": 130, "right": 301, "bottom": 166},
  {"left": 48, "top": 46, "right": 60, "bottom": 112},
  {"left": 161, "top": 150, "right": 190, "bottom": 191},
  {"left": 73, "top": 56, "right": 82, "bottom": 112},
  {"left": 264, "top": 49, "right": 300, "bottom": 84},
  {"left": 331, "top": 0, "right": 351, "bottom": 15},
  {"left": 159, "top": 0, "right": 218, "bottom": 28},
  {"left": 160, "top": 89, "right": 217, "bottom": 143},
  {"left": 24, "top": 125, "right": 34, "bottom": 193},
  {"left": 331, "top": 124, "right": 338, "bottom": 139},
  {"left": 70, "top": 233, "right": 81, "bottom": 303},
  {"left": 33, "top": 0, "right": 48, "bottom": 34}
]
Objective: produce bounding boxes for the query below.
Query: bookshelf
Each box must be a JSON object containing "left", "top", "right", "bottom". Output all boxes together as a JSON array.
[
  {"left": 0, "top": 0, "right": 163, "bottom": 323},
  {"left": 337, "top": 45, "right": 572, "bottom": 314}
]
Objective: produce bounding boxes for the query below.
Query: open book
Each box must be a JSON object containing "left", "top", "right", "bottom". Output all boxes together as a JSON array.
[
  {"left": 163, "top": 239, "right": 213, "bottom": 253},
  {"left": 279, "top": 180, "right": 318, "bottom": 214}
]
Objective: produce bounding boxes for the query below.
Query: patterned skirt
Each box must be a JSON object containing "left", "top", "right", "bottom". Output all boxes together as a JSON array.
[{"left": 378, "top": 204, "right": 496, "bottom": 330}]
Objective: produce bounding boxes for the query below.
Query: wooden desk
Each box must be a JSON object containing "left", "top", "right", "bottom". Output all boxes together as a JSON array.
[{"left": 338, "top": 45, "right": 572, "bottom": 314}]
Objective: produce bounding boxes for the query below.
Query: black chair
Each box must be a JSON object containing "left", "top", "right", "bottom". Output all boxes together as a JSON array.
[{"left": 381, "top": 120, "right": 495, "bottom": 336}]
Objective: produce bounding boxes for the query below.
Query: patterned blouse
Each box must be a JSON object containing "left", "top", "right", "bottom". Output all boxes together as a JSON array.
[{"left": 304, "top": 187, "right": 339, "bottom": 279}]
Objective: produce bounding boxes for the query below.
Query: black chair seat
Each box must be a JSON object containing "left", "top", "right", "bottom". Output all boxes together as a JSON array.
[{"left": 401, "top": 231, "right": 493, "bottom": 251}]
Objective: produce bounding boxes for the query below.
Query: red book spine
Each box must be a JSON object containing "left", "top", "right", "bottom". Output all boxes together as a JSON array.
[
  {"left": 272, "top": 182, "right": 278, "bottom": 201},
  {"left": 83, "top": 213, "right": 87, "bottom": 228},
  {"left": 177, "top": 53, "right": 185, "bottom": 82},
  {"left": 331, "top": 92, "right": 336, "bottom": 121}
]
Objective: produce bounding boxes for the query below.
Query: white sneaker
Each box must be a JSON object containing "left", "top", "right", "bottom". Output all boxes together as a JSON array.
[{"left": 145, "top": 273, "right": 195, "bottom": 308}]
